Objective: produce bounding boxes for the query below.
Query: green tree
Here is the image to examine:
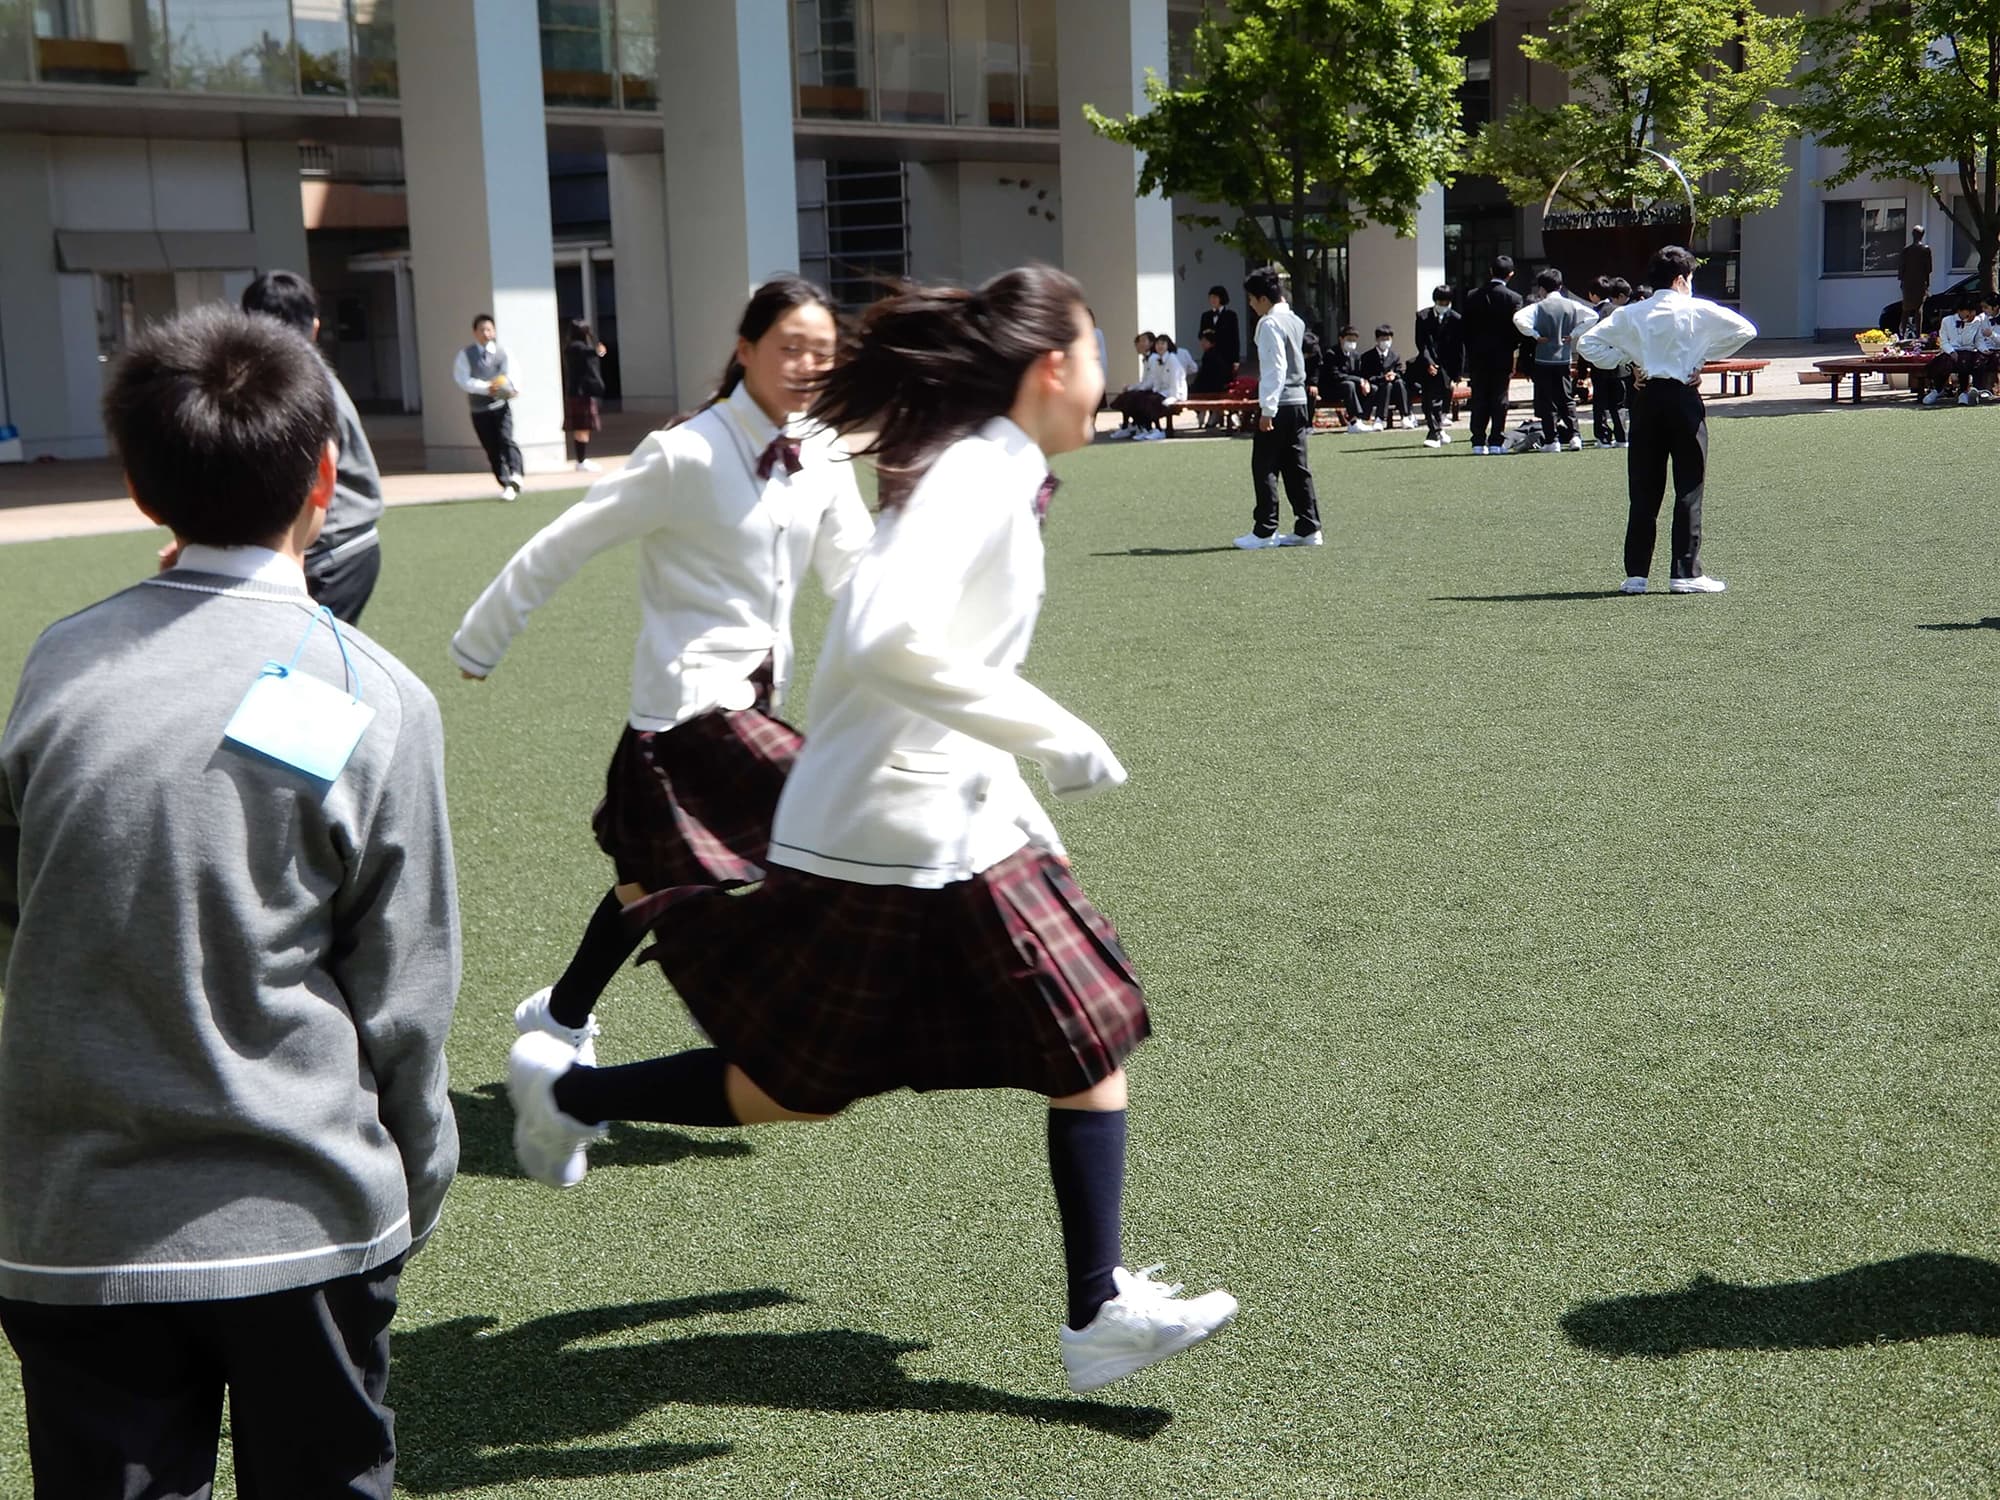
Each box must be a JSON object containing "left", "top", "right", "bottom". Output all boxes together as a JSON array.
[
  {"left": 1083, "top": 0, "right": 1493, "bottom": 294},
  {"left": 1468, "top": 0, "right": 1801, "bottom": 229},
  {"left": 1796, "top": 1, "right": 2000, "bottom": 292}
]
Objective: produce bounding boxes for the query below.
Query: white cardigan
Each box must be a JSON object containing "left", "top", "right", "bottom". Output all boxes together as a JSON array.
[
  {"left": 449, "top": 384, "right": 874, "bottom": 729},
  {"left": 1144, "top": 351, "right": 1189, "bottom": 403},
  {"left": 768, "top": 418, "right": 1125, "bottom": 888}
]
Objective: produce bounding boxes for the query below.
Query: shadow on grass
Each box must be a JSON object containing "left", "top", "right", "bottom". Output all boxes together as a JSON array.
[
  {"left": 392, "top": 1289, "right": 1172, "bottom": 1492},
  {"left": 1432, "top": 590, "right": 1625, "bottom": 603},
  {"left": 1561, "top": 1252, "right": 2000, "bottom": 1358},
  {"left": 1916, "top": 617, "right": 2000, "bottom": 632},
  {"left": 451, "top": 1082, "right": 753, "bottom": 1179}
]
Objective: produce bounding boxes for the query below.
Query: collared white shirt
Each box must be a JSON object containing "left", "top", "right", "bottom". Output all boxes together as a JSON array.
[
  {"left": 1578, "top": 288, "right": 1758, "bottom": 381},
  {"left": 1143, "top": 351, "right": 1188, "bottom": 403},
  {"left": 452, "top": 341, "right": 505, "bottom": 398},
  {"left": 449, "top": 382, "right": 874, "bottom": 729},
  {"left": 1940, "top": 313, "right": 1985, "bottom": 353},
  {"left": 769, "top": 418, "right": 1123, "bottom": 888},
  {"left": 169, "top": 543, "right": 310, "bottom": 593}
]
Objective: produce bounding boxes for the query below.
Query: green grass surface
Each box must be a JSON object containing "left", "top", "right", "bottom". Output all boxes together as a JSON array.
[{"left": 2, "top": 409, "right": 1997, "bottom": 1498}]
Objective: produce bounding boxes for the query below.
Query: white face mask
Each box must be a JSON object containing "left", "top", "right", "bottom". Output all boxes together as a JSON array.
[
  {"left": 1376, "top": 341, "right": 1393, "bottom": 355},
  {"left": 1341, "top": 340, "right": 1358, "bottom": 354},
  {"left": 1434, "top": 301, "right": 1450, "bottom": 311}
]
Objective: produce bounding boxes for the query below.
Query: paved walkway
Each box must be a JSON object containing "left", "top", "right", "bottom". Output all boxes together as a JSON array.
[{"left": 0, "top": 341, "right": 1870, "bottom": 545}]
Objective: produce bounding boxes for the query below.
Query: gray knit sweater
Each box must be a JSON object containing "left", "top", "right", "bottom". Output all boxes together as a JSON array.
[{"left": 0, "top": 556, "right": 460, "bottom": 1305}]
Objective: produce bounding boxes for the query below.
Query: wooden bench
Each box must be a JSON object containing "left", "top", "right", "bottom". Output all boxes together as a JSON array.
[
  {"left": 1164, "top": 399, "right": 1257, "bottom": 436},
  {"left": 1811, "top": 355, "right": 1935, "bottom": 403},
  {"left": 1703, "top": 359, "right": 1771, "bottom": 396}
]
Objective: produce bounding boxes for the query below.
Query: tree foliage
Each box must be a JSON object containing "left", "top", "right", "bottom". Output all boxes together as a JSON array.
[
  {"left": 1084, "top": 0, "right": 1492, "bottom": 291},
  {"left": 1468, "top": 0, "right": 1801, "bottom": 229},
  {"left": 1796, "top": 0, "right": 2000, "bottom": 291}
]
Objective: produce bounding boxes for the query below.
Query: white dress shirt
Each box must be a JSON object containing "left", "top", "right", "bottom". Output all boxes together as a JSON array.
[
  {"left": 1143, "top": 351, "right": 1188, "bottom": 403},
  {"left": 1578, "top": 288, "right": 1758, "bottom": 381},
  {"left": 768, "top": 418, "right": 1125, "bottom": 889},
  {"left": 449, "top": 383, "right": 874, "bottom": 729},
  {"left": 1939, "top": 312, "right": 1984, "bottom": 353},
  {"left": 169, "top": 543, "right": 310, "bottom": 594},
  {"left": 452, "top": 342, "right": 506, "bottom": 398}
]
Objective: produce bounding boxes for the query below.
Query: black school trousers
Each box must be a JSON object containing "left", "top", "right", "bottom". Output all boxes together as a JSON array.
[
  {"left": 470, "top": 404, "right": 523, "bottom": 485},
  {"left": 1467, "top": 360, "right": 1514, "bottom": 447},
  {"left": 1250, "top": 403, "right": 1321, "bottom": 538},
  {"left": 1531, "top": 365, "right": 1579, "bottom": 445},
  {"left": 1624, "top": 380, "right": 1709, "bottom": 581},
  {"left": 0, "top": 1257, "right": 403, "bottom": 1499}
]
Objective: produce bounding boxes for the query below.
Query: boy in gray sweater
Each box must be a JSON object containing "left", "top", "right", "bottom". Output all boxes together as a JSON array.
[
  {"left": 0, "top": 305, "right": 459, "bottom": 1498},
  {"left": 1512, "top": 267, "right": 1599, "bottom": 452}
]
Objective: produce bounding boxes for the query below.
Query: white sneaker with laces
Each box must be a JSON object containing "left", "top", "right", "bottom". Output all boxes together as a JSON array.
[
  {"left": 514, "top": 986, "right": 600, "bottom": 1067},
  {"left": 1922, "top": 389, "right": 1941, "bottom": 406},
  {"left": 1566, "top": 436, "right": 1584, "bottom": 451},
  {"left": 507, "top": 1031, "right": 607, "bottom": 1189},
  {"left": 1471, "top": 445, "right": 1490, "bottom": 455},
  {"left": 1059, "top": 1264, "right": 1238, "bottom": 1393},
  {"left": 1960, "top": 391, "right": 1976, "bottom": 407},
  {"left": 1439, "top": 430, "right": 1452, "bottom": 444},
  {"left": 1620, "top": 576, "right": 1647, "bottom": 594},
  {"left": 1669, "top": 575, "right": 1727, "bottom": 593},
  {"left": 1232, "top": 531, "right": 1280, "bottom": 549},
  {"left": 1142, "top": 428, "right": 1167, "bottom": 441},
  {"left": 1539, "top": 442, "right": 1563, "bottom": 454},
  {"left": 1276, "top": 530, "right": 1323, "bottom": 547},
  {"left": 1423, "top": 436, "right": 1443, "bottom": 449},
  {"left": 499, "top": 483, "right": 520, "bottom": 502}
]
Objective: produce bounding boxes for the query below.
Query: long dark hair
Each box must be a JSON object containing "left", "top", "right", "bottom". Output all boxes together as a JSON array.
[
  {"left": 711, "top": 274, "right": 834, "bottom": 407},
  {"left": 808, "top": 264, "right": 1086, "bottom": 504}
]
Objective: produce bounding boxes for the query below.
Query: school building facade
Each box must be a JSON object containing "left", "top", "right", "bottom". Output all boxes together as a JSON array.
[{"left": 0, "top": 0, "right": 1959, "bottom": 467}]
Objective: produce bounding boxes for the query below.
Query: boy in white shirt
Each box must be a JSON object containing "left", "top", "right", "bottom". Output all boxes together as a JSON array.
[{"left": 1926, "top": 295, "right": 1990, "bottom": 406}]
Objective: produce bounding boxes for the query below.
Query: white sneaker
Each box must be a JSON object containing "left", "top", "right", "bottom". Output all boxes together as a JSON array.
[
  {"left": 1423, "top": 436, "right": 1443, "bottom": 449},
  {"left": 574, "top": 459, "right": 602, "bottom": 472},
  {"left": 1960, "top": 391, "right": 1976, "bottom": 407},
  {"left": 1058, "top": 1264, "right": 1238, "bottom": 1393},
  {"left": 1471, "top": 445, "right": 1490, "bottom": 455},
  {"left": 1539, "top": 443, "right": 1563, "bottom": 454},
  {"left": 1620, "top": 576, "right": 1648, "bottom": 594},
  {"left": 1138, "top": 429, "right": 1167, "bottom": 441},
  {"left": 1566, "top": 437, "right": 1584, "bottom": 451},
  {"left": 1276, "top": 530, "right": 1323, "bottom": 547},
  {"left": 1669, "top": 575, "right": 1727, "bottom": 593},
  {"left": 1232, "top": 532, "right": 1281, "bottom": 549},
  {"left": 1922, "top": 389, "right": 1941, "bottom": 407},
  {"left": 499, "top": 482, "right": 520, "bottom": 502},
  {"left": 1439, "top": 430, "right": 1453, "bottom": 444},
  {"left": 507, "top": 1031, "right": 607, "bottom": 1189},
  {"left": 513, "top": 985, "right": 599, "bottom": 1067}
]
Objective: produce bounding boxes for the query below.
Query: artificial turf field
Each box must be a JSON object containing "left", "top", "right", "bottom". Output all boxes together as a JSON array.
[{"left": 1, "top": 406, "right": 1996, "bottom": 1498}]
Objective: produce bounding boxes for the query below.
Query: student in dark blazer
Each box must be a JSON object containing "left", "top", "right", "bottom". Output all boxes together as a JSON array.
[
  {"left": 1353, "top": 324, "right": 1410, "bottom": 431},
  {"left": 1199, "top": 286, "right": 1241, "bottom": 371},
  {"left": 1412, "top": 285, "right": 1465, "bottom": 447},
  {"left": 1460, "top": 256, "right": 1526, "bottom": 454}
]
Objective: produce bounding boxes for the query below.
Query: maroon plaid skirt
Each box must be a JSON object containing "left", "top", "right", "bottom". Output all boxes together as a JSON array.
[
  {"left": 630, "top": 845, "right": 1151, "bottom": 1114},
  {"left": 591, "top": 663, "right": 801, "bottom": 890}
]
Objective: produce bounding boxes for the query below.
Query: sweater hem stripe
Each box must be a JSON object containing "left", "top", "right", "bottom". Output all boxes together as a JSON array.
[{"left": 0, "top": 1214, "right": 410, "bottom": 1277}]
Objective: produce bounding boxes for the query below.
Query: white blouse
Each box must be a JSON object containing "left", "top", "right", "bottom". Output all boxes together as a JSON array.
[
  {"left": 768, "top": 418, "right": 1125, "bottom": 888},
  {"left": 449, "top": 383, "right": 874, "bottom": 729}
]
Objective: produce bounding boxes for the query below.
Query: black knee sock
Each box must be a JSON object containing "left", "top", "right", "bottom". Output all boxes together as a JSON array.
[
  {"left": 551, "top": 1047, "right": 739, "bottom": 1128},
  {"left": 548, "top": 890, "right": 641, "bottom": 1028},
  {"left": 1047, "top": 1107, "right": 1126, "bottom": 1331},
  {"left": 575, "top": 436, "right": 590, "bottom": 464}
]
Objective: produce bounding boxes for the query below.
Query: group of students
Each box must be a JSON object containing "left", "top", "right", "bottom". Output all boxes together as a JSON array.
[
  {"left": 1922, "top": 291, "right": 2000, "bottom": 406},
  {"left": 0, "top": 264, "right": 1236, "bottom": 1496},
  {"left": 1108, "top": 284, "right": 1247, "bottom": 437}
]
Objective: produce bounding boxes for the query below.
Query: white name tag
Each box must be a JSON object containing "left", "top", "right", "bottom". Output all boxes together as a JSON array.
[
  {"left": 225, "top": 665, "right": 375, "bottom": 782},
  {"left": 222, "top": 608, "right": 373, "bottom": 783}
]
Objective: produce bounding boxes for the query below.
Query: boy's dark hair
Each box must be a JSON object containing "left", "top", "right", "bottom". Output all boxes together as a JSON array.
[
  {"left": 1340, "top": 324, "right": 1359, "bottom": 337},
  {"left": 1199, "top": 330, "right": 1215, "bottom": 344},
  {"left": 1647, "top": 246, "right": 1699, "bottom": 288},
  {"left": 1208, "top": 284, "right": 1231, "bottom": 304},
  {"left": 1374, "top": 323, "right": 1395, "bottom": 338},
  {"left": 1490, "top": 255, "right": 1515, "bottom": 278},
  {"left": 239, "top": 270, "right": 319, "bottom": 339},
  {"left": 1634, "top": 283, "right": 1655, "bottom": 300},
  {"left": 1608, "top": 277, "right": 1632, "bottom": 299},
  {"left": 1432, "top": 284, "right": 1454, "bottom": 304},
  {"left": 472, "top": 312, "right": 495, "bottom": 329},
  {"left": 1959, "top": 292, "right": 1983, "bottom": 312},
  {"left": 103, "top": 305, "right": 336, "bottom": 548},
  {"left": 568, "top": 317, "right": 595, "bottom": 343},
  {"left": 1534, "top": 268, "right": 1564, "bottom": 293},
  {"left": 1136, "top": 330, "right": 1155, "bottom": 344},
  {"left": 1243, "top": 266, "right": 1285, "bottom": 305},
  {"left": 1589, "top": 275, "right": 1615, "bottom": 299},
  {"left": 809, "top": 263, "right": 1088, "bottom": 505}
]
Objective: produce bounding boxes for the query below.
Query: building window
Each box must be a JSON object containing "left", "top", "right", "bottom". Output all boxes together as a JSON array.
[
  {"left": 30, "top": 0, "right": 163, "bottom": 87},
  {"left": 617, "top": 0, "right": 655, "bottom": 111},
  {"left": 352, "top": 0, "right": 394, "bottom": 97},
  {"left": 950, "top": 0, "right": 1017, "bottom": 126},
  {"left": 1458, "top": 19, "right": 1492, "bottom": 132},
  {"left": 874, "top": 0, "right": 947, "bottom": 124},
  {"left": 1019, "top": 0, "right": 1056, "bottom": 129},
  {"left": 796, "top": 0, "right": 871, "bottom": 120},
  {"left": 541, "top": 0, "right": 615, "bottom": 109},
  {"left": 798, "top": 158, "right": 910, "bottom": 311},
  {"left": 165, "top": 0, "right": 296, "bottom": 94},
  {"left": 1823, "top": 197, "right": 1907, "bottom": 275},
  {"left": 294, "top": 0, "right": 349, "bottom": 96}
]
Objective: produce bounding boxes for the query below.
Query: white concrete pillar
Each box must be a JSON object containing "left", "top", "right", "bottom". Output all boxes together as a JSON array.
[
  {"left": 659, "top": 0, "right": 800, "bottom": 408},
  {"left": 395, "top": 0, "right": 565, "bottom": 473},
  {"left": 0, "top": 134, "right": 107, "bottom": 459},
  {"left": 1739, "top": 137, "right": 1820, "bottom": 339},
  {"left": 606, "top": 151, "right": 677, "bottom": 409},
  {"left": 245, "top": 139, "right": 308, "bottom": 278},
  {"left": 1347, "top": 185, "right": 1447, "bottom": 336},
  {"left": 906, "top": 162, "right": 962, "bottom": 284},
  {"left": 1057, "top": 0, "right": 1176, "bottom": 372}
]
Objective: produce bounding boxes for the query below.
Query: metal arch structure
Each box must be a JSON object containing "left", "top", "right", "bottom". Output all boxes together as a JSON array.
[{"left": 1541, "top": 148, "right": 1699, "bottom": 227}]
